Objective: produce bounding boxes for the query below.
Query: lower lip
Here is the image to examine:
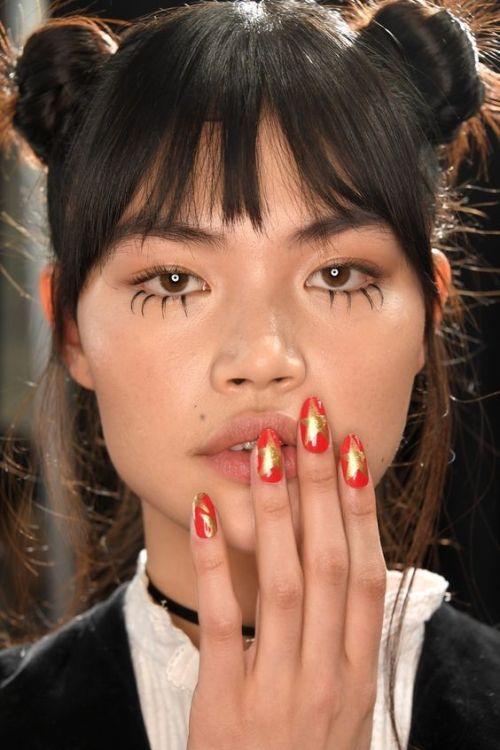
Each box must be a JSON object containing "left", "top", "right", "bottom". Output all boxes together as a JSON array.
[{"left": 203, "top": 446, "right": 297, "bottom": 484}]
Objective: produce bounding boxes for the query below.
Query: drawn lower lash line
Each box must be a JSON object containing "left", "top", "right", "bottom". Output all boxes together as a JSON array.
[
  {"left": 368, "top": 283, "right": 384, "bottom": 304},
  {"left": 361, "top": 288, "right": 374, "bottom": 309},
  {"left": 358, "top": 284, "right": 383, "bottom": 308},
  {"left": 130, "top": 289, "right": 144, "bottom": 312},
  {"left": 141, "top": 294, "right": 155, "bottom": 315},
  {"left": 131, "top": 282, "right": 383, "bottom": 315},
  {"left": 327, "top": 284, "right": 383, "bottom": 310}
]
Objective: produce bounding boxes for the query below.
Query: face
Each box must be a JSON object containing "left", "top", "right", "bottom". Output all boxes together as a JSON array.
[{"left": 59, "top": 123, "right": 428, "bottom": 554}]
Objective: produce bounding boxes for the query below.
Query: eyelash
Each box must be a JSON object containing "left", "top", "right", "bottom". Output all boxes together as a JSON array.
[
  {"left": 129, "top": 262, "right": 384, "bottom": 318},
  {"left": 130, "top": 265, "right": 209, "bottom": 318}
]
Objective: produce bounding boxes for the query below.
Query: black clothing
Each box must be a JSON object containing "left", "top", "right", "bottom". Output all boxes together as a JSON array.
[
  {"left": 0, "top": 581, "right": 499, "bottom": 749},
  {"left": 410, "top": 601, "right": 500, "bottom": 749}
]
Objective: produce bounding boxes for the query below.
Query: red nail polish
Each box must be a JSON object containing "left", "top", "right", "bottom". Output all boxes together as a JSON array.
[
  {"left": 192, "top": 493, "right": 217, "bottom": 538},
  {"left": 300, "top": 396, "right": 330, "bottom": 452},
  {"left": 340, "top": 434, "right": 369, "bottom": 488},
  {"left": 257, "top": 428, "right": 283, "bottom": 483}
]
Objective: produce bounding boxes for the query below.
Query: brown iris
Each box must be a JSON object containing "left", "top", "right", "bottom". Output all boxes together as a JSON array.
[
  {"left": 158, "top": 271, "right": 190, "bottom": 293},
  {"left": 320, "top": 266, "right": 350, "bottom": 288}
]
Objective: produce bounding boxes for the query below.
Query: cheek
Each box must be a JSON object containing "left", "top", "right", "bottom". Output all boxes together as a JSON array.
[
  {"left": 317, "top": 294, "right": 425, "bottom": 486},
  {"left": 76, "top": 302, "right": 198, "bottom": 498}
]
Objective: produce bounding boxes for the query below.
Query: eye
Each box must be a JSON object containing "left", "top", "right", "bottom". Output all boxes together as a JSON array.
[
  {"left": 307, "top": 263, "right": 364, "bottom": 291},
  {"left": 129, "top": 264, "right": 208, "bottom": 317},
  {"left": 305, "top": 260, "right": 384, "bottom": 309}
]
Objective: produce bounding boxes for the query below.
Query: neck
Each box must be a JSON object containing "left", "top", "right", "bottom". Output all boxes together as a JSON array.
[
  {"left": 169, "top": 611, "right": 203, "bottom": 649},
  {"left": 142, "top": 502, "right": 259, "bottom": 650}
]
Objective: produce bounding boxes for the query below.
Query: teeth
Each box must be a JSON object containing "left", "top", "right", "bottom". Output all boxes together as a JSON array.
[
  {"left": 229, "top": 440, "right": 257, "bottom": 452},
  {"left": 228, "top": 440, "right": 290, "bottom": 451}
]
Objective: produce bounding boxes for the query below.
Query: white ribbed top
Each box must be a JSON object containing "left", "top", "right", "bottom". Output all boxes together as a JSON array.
[{"left": 124, "top": 548, "right": 450, "bottom": 749}]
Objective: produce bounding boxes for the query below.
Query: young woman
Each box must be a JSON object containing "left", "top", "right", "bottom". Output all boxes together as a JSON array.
[{"left": 0, "top": 1, "right": 499, "bottom": 748}]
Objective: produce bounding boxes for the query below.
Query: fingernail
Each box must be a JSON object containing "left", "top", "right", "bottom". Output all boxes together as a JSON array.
[
  {"left": 257, "top": 427, "right": 283, "bottom": 483},
  {"left": 300, "top": 396, "right": 330, "bottom": 452},
  {"left": 340, "top": 434, "right": 369, "bottom": 488},
  {"left": 192, "top": 492, "right": 217, "bottom": 538}
]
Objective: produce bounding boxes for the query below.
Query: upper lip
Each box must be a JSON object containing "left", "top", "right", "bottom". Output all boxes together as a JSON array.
[{"left": 198, "top": 412, "right": 298, "bottom": 455}]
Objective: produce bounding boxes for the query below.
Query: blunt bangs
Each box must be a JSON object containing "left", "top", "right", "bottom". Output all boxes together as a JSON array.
[{"left": 56, "top": 0, "right": 440, "bottom": 319}]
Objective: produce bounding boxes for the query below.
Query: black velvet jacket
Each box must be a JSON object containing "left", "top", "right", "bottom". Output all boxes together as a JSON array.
[{"left": 1, "top": 580, "right": 499, "bottom": 749}]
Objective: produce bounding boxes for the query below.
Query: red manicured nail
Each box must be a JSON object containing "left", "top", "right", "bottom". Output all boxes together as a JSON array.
[
  {"left": 340, "top": 434, "right": 369, "bottom": 488},
  {"left": 300, "top": 396, "right": 330, "bottom": 452},
  {"left": 192, "top": 493, "right": 217, "bottom": 538},
  {"left": 257, "top": 427, "right": 283, "bottom": 483}
]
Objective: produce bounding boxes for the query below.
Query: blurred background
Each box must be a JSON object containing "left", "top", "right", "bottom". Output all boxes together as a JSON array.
[{"left": 0, "top": 0, "right": 499, "bottom": 630}]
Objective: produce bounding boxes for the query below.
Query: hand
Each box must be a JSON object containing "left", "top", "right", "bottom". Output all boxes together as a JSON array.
[{"left": 187, "top": 395, "right": 387, "bottom": 750}]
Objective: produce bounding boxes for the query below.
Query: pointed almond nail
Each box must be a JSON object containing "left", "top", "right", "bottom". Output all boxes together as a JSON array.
[
  {"left": 192, "top": 493, "right": 217, "bottom": 538},
  {"left": 257, "top": 428, "right": 283, "bottom": 482},
  {"left": 340, "top": 434, "right": 369, "bottom": 488},
  {"left": 300, "top": 396, "right": 330, "bottom": 452}
]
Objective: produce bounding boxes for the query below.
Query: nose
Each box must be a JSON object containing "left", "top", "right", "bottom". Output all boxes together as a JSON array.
[{"left": 211, "top": 331, "right": 306, "bottom": 393}]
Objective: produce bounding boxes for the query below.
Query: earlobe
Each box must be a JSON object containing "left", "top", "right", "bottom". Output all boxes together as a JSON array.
[
  {"left": 63, "top": 318, "right": 96, "bottom": 391},
  {"left": 431, "top": 248, "right": 452, "bottom": 329},
  {"left": 38, "top": 264, "right": 95, "bottom": 391},
  {"left": 39, "top": 263, "right": 54, "bottom": 327}
]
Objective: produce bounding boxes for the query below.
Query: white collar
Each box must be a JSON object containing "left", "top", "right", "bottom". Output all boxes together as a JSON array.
[{"left": 125, "top": 548, "right": 450, "bottom": 693}]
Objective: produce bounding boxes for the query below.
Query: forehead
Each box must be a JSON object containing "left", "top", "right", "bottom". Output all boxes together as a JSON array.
[
  {"left": 107, "top": 129, "right": 394, "bottom": 266},
  {"left": 116, "top": 115, "right": 370, "bottom": 240}
]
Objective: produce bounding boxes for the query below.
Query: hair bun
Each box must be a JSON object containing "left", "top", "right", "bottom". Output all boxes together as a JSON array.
[
  {"left": 359, "top": 0, "right": 485, "bottom": 145},
  {"left": 12, "top": 18, "right": 118, "bottom": 165}
]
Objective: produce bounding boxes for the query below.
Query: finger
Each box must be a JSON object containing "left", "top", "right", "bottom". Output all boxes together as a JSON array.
[
  {"left": 297, "top": 396, "right": 349, "bottom": 673},
  {"left": 190, "top": 492, "right": 245, "bottom": 692},
  {"left": 339, "top": 434, "right": 387, "bottom": 671},
  {"left": 250, "top": 428, "right": 303, "bottom": 678}
]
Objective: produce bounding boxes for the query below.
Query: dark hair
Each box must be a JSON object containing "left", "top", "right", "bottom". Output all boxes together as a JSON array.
[{"left": 1, "top": 2, "right": 499, "bottom": 748}]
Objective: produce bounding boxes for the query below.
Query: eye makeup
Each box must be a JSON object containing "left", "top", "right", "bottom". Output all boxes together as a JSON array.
[
  {"left": 129, "top": 264, "right": 207, "bottom": 317},
  {"left": 128, "top": 258, "right": 385, "bottom": 318}
]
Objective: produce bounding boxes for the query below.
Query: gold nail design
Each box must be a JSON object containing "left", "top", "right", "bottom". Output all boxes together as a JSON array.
[
  {"left": 193, "top": 492, "right": 217, "bottom": 538},
  {"left": 257, "top": 428, "right": 283, "bottom": 482}
]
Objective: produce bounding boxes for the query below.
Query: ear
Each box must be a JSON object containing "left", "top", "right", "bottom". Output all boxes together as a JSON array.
[
  {"left": 431, "top": 248, "right": 452, "bottom": 329},
  {"left": 415, "top": 248, "right": 452, "bottom": 374},
  {"left": 38, "top": 264, "right": 95, "bottom": 391},
  {"left": 39, "top": 263, "right": 54, "bottom": 327}
]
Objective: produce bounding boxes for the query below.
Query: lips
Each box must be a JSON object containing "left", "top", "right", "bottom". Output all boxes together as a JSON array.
[
  {"left": 204, "top": 445, "right": 297, "bottom": 483},
  {"left": 198, "top": 412, "right": 297, "bottom": 456}
]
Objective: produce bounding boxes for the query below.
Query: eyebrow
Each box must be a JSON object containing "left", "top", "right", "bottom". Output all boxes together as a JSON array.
[
  {"left": 292, "top": 208, "right": 387, "bottom": 245},
  {"left": 109, "top": 207, "right": 387, "bottom": 254}
]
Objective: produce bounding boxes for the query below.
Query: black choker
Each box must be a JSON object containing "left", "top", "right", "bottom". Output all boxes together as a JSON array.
[{"left": 146, "top": 575, "right": 256, "bottom": 639}]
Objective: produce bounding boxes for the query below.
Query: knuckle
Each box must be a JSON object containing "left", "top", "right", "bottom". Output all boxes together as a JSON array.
[
  {"left": 347, "top": 495, "right": 376, "bottom": 518},
  {"left": 203, "top": 609, "right": 242, "bottom": 641},
  {"left": 264, "top": 574, "right": 303, "bottom": 610},
  {"left": 309, "top": 548, "right": 349, "bottom": 586},
  {"left": 300, "top": 462, "right": 336, "bottom": 489},
  {"left": 354, "top": 566, "right": 387, "bottom": 600},
  {"left": 197, "top": 552, "right": 226, "bottom": 576},
  {"left": 308, "top": 684, "right": 337, "bottom": 717},
  {"left": 259, "top": 494, "right": 291, "bottom": 519},
  {"left": 354, "top": 679, "right": 378, "bottom": 715}
]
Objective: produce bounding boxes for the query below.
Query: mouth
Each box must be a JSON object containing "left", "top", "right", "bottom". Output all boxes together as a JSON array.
[
  {"left": 199, "top": 411, "right": 297, "bottom": 455},
  {"left": 202, "top": 445, "right": 297, "bottom": 484},
  {"left": 227, "top": 439, "right": 292, "bottom": 452},
  {"left": 227, "top": 439, "right": 259, "bottom": 452},
  {"left": 196, "top": 411, "right": 299, "bottom": 484}
]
